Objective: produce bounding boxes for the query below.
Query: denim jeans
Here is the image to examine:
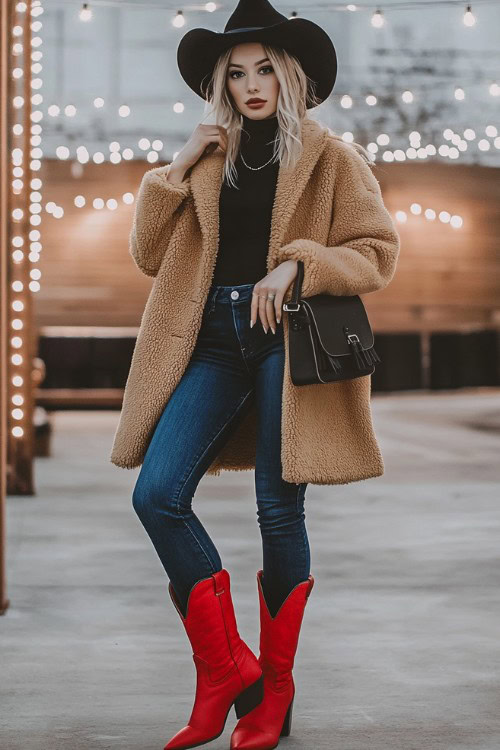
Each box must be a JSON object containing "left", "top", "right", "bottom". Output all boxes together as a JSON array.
[{"left": 132, "top": 282, "right": 311, "bottom": 618}]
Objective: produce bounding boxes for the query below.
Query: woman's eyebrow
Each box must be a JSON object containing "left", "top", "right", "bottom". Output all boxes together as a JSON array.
[{"left": 228, "top": 58, "right": 270, "bottom": 68}]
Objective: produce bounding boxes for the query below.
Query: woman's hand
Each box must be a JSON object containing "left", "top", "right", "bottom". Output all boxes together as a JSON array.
[
  {"left": 169, "top": 123, "right": 228, "bottom": 180},
  {"left": 250, "top": 260, "right": 298, "bottom": 334}
]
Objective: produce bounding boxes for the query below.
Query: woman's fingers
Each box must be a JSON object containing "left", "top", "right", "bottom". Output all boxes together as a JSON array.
[
  {"left": 250, "top": 262, "right": 297, "bottom": 332},
  {"left": 259, "top": 294, "right": 271, "bottom": 332},
  {"left": 250, "top": 291, "right": 260, "bottom": 329},
  {"left": 250, "top": 291, "right": 271, "bottom": 332},
  {"left": 251, "top": 290, "right": 282, "bottom": 333},
  {"left": 274, "top": 292, "right": 283, "bottom": 325}
]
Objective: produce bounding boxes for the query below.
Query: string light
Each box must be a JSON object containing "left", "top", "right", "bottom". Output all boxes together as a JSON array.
[
  {"left": 66, "top": 0, "right": 499, "bottom": 11},
  {"left": 172, "top": 10, "right": 185, "bottom": 28},
  {"left": 72, "top": 192, "right": 135, "bottom": 209},
  {"left": 394, "top": 206, "right": 464, "bottom": 228},
  {"left": 371, "top": 8, "right": 385, "bottom": 27},
  {"left": 463, "top": 4, "right": 476, "bottom": 25},
  {"left": 79, "top": 3, "right": 92, "bottom": 22},
  {"left": 8, "top": 0, "right": 45, "bottom": 444},
  {"left": 40, "top": 77, "right": 500, "bottom": 135},
  {"left": 6, "top": 0, "right": 497, "bottom": 339},
  {"left": 44, "top": 121, "right": 497, "bottom": 223}
]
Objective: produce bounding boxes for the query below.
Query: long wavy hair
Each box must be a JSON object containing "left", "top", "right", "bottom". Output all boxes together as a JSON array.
[{"left": 199, "top": 43, "right": 372, "bottom": 189}]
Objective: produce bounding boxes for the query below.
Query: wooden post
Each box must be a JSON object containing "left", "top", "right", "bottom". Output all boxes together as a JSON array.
[
  {"left": 0, "top": 0, "right": 12, "bottom": 615},
  {"left": 1, "top": 0, "right": 37, "bottom": 614}
]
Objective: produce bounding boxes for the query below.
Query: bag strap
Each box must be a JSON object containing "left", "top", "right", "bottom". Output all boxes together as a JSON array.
[{"left": 289, "top": 259, "right": 304, "bottom": 305}]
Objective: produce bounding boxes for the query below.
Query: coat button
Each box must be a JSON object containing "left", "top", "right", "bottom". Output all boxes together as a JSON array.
[{"left": 230, "top": 290, "right": 239, "bottom": 300}]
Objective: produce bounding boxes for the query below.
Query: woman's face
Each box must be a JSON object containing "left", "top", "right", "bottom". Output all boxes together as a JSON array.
[{"left": 226, "top": 42, "right": 279, "bottom": 120}]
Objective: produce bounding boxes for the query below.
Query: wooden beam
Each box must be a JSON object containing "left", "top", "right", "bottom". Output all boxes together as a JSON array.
[{"left": 0, "top": 0, "right": 12, "bottom": 615}]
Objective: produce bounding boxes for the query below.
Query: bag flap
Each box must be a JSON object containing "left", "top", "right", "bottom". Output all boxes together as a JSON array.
[{"left": 301, "top": 295, "right": 374, "bottom": 356}]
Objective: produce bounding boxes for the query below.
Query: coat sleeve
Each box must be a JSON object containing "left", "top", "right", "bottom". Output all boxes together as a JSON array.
[
  {"left": 274, "top": 143, "right": 400, "bottom": 300},
  {"left": 129, "top": 164, "right": 191, "bottom": 277}
]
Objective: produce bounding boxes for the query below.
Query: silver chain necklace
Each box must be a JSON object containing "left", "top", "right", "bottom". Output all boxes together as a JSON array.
[
  {"left": 239, "top": 129, "right": 277, "bottom": 170},
  {"left": 239, "top": 150, "right": 276, "bottom": 171}
]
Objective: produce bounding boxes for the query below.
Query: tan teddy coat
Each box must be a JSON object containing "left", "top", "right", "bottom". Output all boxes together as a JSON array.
[{"left": 110, "top": 117, "right": 400, "bottom": 485}]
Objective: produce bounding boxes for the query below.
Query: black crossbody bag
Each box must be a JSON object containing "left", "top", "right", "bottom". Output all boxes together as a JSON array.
[{"left": 282, "top": 260, "right": 382, "bottom": 386}]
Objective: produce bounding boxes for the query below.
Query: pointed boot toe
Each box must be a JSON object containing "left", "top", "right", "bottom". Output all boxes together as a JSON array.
[
  {"left": 164, "top": 723, "right": 212, "bottom": 750},
  {"left": 230, "top": 726, "right": 275, "bottom": 750}
]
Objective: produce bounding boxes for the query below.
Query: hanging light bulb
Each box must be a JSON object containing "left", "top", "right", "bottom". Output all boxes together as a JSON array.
[
  {"left": 172, "top": 10, "right": 185, "bottom": 28},
  {"left": 371, "top": 8, "right": 384, "bottom": 28},
  {"left": 79, "top": 3, "right": 92, "bottom": 22},
  {"left": 463, "top": 5, "right": 476, "bottom": 27}
]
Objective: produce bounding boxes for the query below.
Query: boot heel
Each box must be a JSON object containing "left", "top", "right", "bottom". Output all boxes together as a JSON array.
[
  {"left": 280, "top": 696, "right": 294, "bottom": 737},
  {"left": 234, "top": 674, "right": 264, "bottom": 718}
]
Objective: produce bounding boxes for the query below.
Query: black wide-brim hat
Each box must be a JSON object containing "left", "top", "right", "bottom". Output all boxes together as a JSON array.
[{"left": 177, "top": 0, "right": 337, "bottom": 109}]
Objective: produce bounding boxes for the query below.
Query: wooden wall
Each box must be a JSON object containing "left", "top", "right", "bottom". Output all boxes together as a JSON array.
[
  {"left": 34, "top": 159, "right": 500, "bottom": 333},
  {"left": 373, "top": 160, "right": 500, "bottom": 332}
]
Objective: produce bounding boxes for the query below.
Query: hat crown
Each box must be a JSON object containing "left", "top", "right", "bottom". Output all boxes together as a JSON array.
[{"left": 224, "top": 0, "right": 287, "bottom": 33}]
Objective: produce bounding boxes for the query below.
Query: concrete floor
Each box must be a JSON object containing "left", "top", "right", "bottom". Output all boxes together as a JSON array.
[{"left": 2, "top": 389, "right": 500, "bottom": 749}]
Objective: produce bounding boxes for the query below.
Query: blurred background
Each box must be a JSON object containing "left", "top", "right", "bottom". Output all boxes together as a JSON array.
[
  {"left": 1, "top": 1, "right": 500, "bottom": 748},
  {"left": 27, "top": 0, "right": 500, "bottom": 412}
]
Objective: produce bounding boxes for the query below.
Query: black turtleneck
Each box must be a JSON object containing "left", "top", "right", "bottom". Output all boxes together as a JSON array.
[{"left": 212, "top": 113, "right": 280, "bottom": 285}]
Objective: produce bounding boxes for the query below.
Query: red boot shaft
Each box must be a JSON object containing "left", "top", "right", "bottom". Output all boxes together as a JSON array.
[{"left": 230, "top": 569, "right": 314, "bottom": 750}]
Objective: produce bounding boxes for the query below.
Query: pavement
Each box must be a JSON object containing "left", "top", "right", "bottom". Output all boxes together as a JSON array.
[{"left": 2, "top": 388, "right": 500, "bottom": 749}]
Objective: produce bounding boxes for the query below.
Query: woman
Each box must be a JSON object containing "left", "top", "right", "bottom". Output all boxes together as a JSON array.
[{"left": 110, "top": 1, "right": 400, "bottom": 748}]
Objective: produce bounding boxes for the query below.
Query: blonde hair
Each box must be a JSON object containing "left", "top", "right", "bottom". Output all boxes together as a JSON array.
[{"left": 199, "top": 43, "right": 372, "bottom": 188}]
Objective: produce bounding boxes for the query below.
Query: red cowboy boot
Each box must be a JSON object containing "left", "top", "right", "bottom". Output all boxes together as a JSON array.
[
  {"left": 164, "top": 568, "right": 264, "bottom": 750},
  {"left": 230, "top": 569, "right": 314, "bottom": 750}
]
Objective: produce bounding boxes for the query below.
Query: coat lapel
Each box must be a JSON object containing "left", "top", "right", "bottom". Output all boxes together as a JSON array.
[{"left": 189, "top": 117, "right": 330, "bottom": 278}]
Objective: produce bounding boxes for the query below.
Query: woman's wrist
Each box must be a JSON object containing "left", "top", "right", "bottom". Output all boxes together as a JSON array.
[
  {"left": 166, "top": 163, "right": 189, "bottom": 184},
  {"left": 281, "top": 259, "right": 298, "bottom": 274}
]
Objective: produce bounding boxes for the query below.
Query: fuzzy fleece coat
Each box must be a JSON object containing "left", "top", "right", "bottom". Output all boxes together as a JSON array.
[{"left": 110, "top": 117, "right": 400, "bottom": 485}]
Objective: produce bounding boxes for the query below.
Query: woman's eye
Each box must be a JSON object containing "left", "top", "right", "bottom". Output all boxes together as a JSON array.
[{"left": 229, "top": 66, "right": 273, "bottom": 79}]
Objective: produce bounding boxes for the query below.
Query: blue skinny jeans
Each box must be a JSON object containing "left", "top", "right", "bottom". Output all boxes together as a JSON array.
[{"left": 132, "top": 282, "right": 311, "bottom": 618}]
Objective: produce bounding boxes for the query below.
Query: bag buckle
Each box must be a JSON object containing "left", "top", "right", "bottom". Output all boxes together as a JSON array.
[
  {"left": 347, "top": 333, "right": 360, "bottom": 345},
  {"left": 283, "top": 302, "right": 301, "bottom": 312}
]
